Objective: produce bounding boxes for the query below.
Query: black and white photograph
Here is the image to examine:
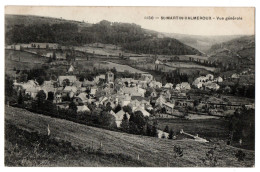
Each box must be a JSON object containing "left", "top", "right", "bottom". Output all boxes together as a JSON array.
[{"left": 3, "top": 6, "right": 255, "bottom": 167}]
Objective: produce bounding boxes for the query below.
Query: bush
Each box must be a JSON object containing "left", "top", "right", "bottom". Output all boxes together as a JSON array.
[
  {"left": 173, "top": 145, "right": 183, "bottom": 158},
  {"left": 235, "top": 150, "right": 246, "bottom": 161}
]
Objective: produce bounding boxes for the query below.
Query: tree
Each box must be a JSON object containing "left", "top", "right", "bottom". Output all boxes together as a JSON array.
[
  {"left": 98, "top": 111, "right": 117, "bottom": 128},
  {"left": 62, "top": 79, "right": 70, "bottom": 87},
  {"left": 235, "top": 150, "right": 246, "bottom": 161},
  {"left": 19, "top": 74, "right": 28, "bottom": 83},
  {"left": 53, "top": 51, "right": 57, "bottom": 60},
  {"left": 47, "top": 92, "right": 54, "bottom": 101},
  {"left": 114, "top": 104, "right": 121, "bottom": 113},
  {"left": 18, "top": 91, "right": 24, "bottom": 105},
  {"left": 36, "top": 76, "right": 45, "bottom": 86},
  {"left": 164, "top": 125, "right": 169, "bottom": 133},
  {"left": 69, "top": 101, "right": 78, "bottom": 112},
  {"left": 5, "top": 75, "right": 14, "bottom": 97},
  {"left": 105, "top": 102, "right": 112, "bottom": 112},
  {"left": 129, "top": 111, "right": 147, "bottom": 135},
  {"left": 144, "top": 90, "right": 151, "bottom": 98},
  {"left": 120, "top": 113, "right": 129, "bottom": 132},
  {"left": 151, "top": 125, "right": 158, "bottom": 137},
  {"left": 146, "top": 125, "right": 152, "bottom": 136},
  {"left": 168, "top": 128, "right": 174, "bottom": 139},
  {"left": 123, "top": 105, "right": 132, "bottom": 114},
  {"left": 36, "top": 90, "right": 47, "bottom": 109}
]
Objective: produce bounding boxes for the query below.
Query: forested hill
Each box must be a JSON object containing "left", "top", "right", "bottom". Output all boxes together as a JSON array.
[
  {"left": 5, "top": 14, "right": 201, "bottom": 55},
  {"left": 207, "top": 35, "right": 255, "bottom": 64}
]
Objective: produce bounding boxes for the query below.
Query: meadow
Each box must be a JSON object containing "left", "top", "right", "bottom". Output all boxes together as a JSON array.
[{"left": 5, "top": 106, "right": 255, "bottom": 167}]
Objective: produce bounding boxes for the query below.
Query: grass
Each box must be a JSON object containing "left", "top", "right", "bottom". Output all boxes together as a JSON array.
[
  {"left": 5, "top": 49, "right": 48, "bottom": 76},
  {"left": 154, "top": 118, "right": 230, "bottom": 141},
  {"left": 5, "top": 123, "right": 146, "bottom": 167},
  {"left": 5, "top": 106, "right": 255, "bottom": 167}
]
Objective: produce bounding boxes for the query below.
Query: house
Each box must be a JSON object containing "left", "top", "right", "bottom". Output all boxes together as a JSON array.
[
  {"left": 175, "top": 82, "right": 191, "bottom": 90},
  {"left": 231, "top": 73, "right": 240, "bottom": 79},
  {"left": 72, "top": 80, "right": 82, "bottom": 88},
  {"left": 82, "top": 79, "right": 96, "bottom": 87},
  {"left": 54, "top": 91, "right": 62, "bottom": 103},
  {"left": 155, "top": 95, "right": 166, "bottom": 107},
  {"left": 140, "top": 73, "right": 153, "bottom": 82},
  {"left": 90, "top": 87, "right": 97, "bottom": 97},
  {"left": 118, "top": 94, "right": 132, "bottom": 107},
  {"left": 164, "top": 83, "right": 173, "bottom": 89},
  {"left": 150, "top": 90, "right": 158, "bottom": 98},
  {"left": 105, "top": 71, "right": 114, "bottom": 83},
  {"left": 214, "top": 76, "right": 223, "bottom": 83},
  {"left": 204, "top": 82, "right": 220, "bottom": 91},
  {"left": 206, "top": 74, "right": 214, "bottom": 80},
  {"left": 73, "top": 93, "right": 88, "bottom": 105},
  {"left": 120, "top": 86, "right": 146, "bottom": 97},
  {"left": 113, "top": 110, "right": 131, "bottom": 127},
  {"left": 77, "top": 105, "right": 90, "bottom": 113},
  {"left": 94, "top": 74, "right": 105, "bottom": 83},
  {"left": 129, "top": 96, "right": 150, "bottom": 110},
  {"left": 13, "top": 80, "right": 41, "bottom": 99},
  {"left": 58, "top": 76, "right": 77, "bottom": 86},
  {"left": 157, "top": 130, "right": 169, "bottom": 139},
  {"left": 148, "top": 81, "right": 162, "bottom": 88},
  {"left": 63, "top": 86, "right": 77, "bottom": 98},
  {"left": 162, "top": 102, "right": 175, "bottom": 114},
  {"left": 192, "top": 80, "right": 203, "bottom": 89},
  {"left": 68, "top": 65, "right": 75, "bottom": 73}
]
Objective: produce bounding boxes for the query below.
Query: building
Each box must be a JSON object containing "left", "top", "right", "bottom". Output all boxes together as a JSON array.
[
  {"left": 204, "top": 82, "right": 220, "bottom": 91},
  {"left": 175, "top": 82, "right": 191, "bottom": 90},
  {"left": 68, "top": 65, "right": 75, "bottom": 73},
  {"left": 164, "top": 83, "right": 173, "bottom": 89},
  {"left": 58, "top": 76, "right": 77, "bottom": 86},
  {"left": 162, "top": 102, "right": 175, "bottom": 114},
  {"left": 73, "top": 93, "right": 88, "bottom": 105},
  {"left": 113, "top": 110, "right": 131, "bottom": 127},
  {"left": 140, "top": 73, "right": 153, "bottom": 82},
  {"left": 105, "top": 71, "right": 114, "bottom": 83},
  {"left": 157, "top": 130, "right": 169, "bottom": 139},
  {"left": 77, "top": 105, "right": 90, "bottom": 112}
]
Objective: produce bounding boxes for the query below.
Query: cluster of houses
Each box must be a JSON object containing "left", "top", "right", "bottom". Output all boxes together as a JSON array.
[
  {"left": 13, "top": 67, "right": 254, "bottom": 124},
  {"left": 192, "top": 74, "right": 223, "bottom": 91}
]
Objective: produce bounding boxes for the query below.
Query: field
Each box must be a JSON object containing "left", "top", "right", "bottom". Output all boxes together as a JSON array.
[
  {"left": 5, "top": 106, "right": 254, "bottom": 167},
  {"left": 166, "top": 62, "right": 216, "bottom": 72},
  {"left": 154, "top": 118, "right": 230, "bottom": 142},
  {"left": 94, "top": 61, "right": 147, "bottom": 73},
  {"left": 5, "top": 50, "right": 48, "bottom": 76}
]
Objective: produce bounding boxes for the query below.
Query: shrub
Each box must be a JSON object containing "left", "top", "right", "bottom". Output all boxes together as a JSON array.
[
  {"left": 173, "top": 145, "right": 183, "bottom": 158},
  {"left": 235, "top": 150, "right": 246, "bottom": 161}
]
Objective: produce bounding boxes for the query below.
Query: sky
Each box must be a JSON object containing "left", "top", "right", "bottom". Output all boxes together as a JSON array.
[{"left": 5, "top": 6, "right": 255, "bottom": 36}]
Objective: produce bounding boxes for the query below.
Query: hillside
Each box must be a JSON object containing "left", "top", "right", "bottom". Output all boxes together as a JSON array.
[
  {"left": 207, "top": 35, "right": 255, "bottom": 65},
  {"left": 163, "top": 33, "right": 245, "bottom": 53},
  {"left": 5, "top": 106, "right": 255, "bottom": 167},
  {"left": 5, "top": 14, "right": 201, "bottom": 55}
]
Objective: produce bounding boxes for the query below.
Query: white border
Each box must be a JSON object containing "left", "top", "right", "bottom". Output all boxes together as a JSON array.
[{"left": 0, "top": 0, "right": 258, "bottom": 172}]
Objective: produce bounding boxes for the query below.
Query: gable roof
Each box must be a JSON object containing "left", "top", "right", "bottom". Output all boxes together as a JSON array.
[
  {"left": 77, "top": 105, "right": 90, "bottom": 112},
  {"left": 63, "top": 86, "right": 77, "bottom": 93}
]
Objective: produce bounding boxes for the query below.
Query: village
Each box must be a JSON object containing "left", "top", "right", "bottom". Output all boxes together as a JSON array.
[{"left": 7, "top": 42, "right": 255, "bottom": 142}]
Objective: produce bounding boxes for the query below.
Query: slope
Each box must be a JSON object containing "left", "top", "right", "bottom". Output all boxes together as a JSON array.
[
  {"left": 5, "top": 15, "right": 201, "bottom": 55},
  {"left": 5, "top": 106, "right": 255, "bottom": 167}
]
